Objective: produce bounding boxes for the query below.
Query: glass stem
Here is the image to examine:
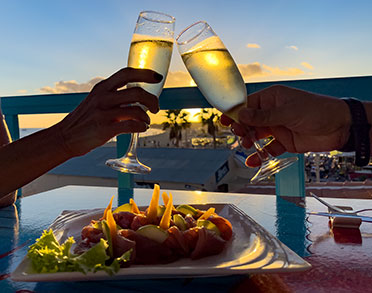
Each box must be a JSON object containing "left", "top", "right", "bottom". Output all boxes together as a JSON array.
[
  {"left": 246, "top": 128, "right": 271, "bottom": 163},
  {"left": 125, "top": 133, "right": 139, "bottom": 159}
]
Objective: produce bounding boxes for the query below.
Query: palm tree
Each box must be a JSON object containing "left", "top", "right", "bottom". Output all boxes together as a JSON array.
[
  {"left": 162, "top": 110, "right": 191, "bottom": 147},
  {"left": 197, "top": 108, "right": 221, "bottom": 149}
]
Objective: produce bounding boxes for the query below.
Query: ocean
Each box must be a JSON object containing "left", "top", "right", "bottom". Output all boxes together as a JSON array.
[{"left": 19, "top": 127, "right": 165, "bottom": 140}]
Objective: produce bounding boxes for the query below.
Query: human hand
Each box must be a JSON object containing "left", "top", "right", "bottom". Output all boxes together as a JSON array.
[
  {"left": 57, "top": 67, "right": 162, "bottom": 157},
  {"left": 220, "top": 85, "right": 351, "bottom": 167}
]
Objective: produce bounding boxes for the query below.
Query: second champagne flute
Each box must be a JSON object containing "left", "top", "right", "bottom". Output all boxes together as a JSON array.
[
  {"left": 177, "top": 21, "right": 297, "bottom": 183},
  {"left": 106, "top": 11, "right": 175, "bottom": 174}
]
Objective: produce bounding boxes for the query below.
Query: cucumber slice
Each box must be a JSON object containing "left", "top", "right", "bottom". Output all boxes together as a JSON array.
[
  {"left": 197, "top": 219, "right": 221, "bottom": 236},
  {"left": 101, "top": 220, "right": 113, "bottom": 257},
  {"left": 157, "top": 206, "right": 166, "bottom": 217},
  {"left": 176, "top": 204, "right": 198, "bottom": 217},
  {"left": 136, "top": 225, "right": 169, "bottom": 243},
  {"left": 173, "top": 214, "right": 187, "bottom": 231}
]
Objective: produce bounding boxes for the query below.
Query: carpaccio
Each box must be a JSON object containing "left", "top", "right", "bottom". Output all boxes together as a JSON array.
[{"left": 74, "top": 185, "right": 233, "bottom": 265}]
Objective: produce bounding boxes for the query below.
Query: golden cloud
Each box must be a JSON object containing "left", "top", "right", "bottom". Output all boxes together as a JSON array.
[
  {"left": 301, "top": 62, "right": 314, "bottom": 70},
  {"left": 246, "top": 43, "right": 261, "bottom": 49},
  {"left": 238, "top": 62, "right": 305, "bottom": 80},
  {"left": 40, "top": 77, "right": 104, "bottom": 94},
  {"left": 261, "top": 64, "right": 304, "bottom": 76},
  {"left": 164, "top": 71, "right": 194, "bottom": 88},
  {"left": 40, "top": 62, "right": 309, "bottom": 94}
]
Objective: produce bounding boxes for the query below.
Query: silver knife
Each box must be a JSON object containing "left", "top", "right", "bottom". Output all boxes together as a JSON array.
[{"left": 307, "top": 211, "right": 372, "bottom": 223}]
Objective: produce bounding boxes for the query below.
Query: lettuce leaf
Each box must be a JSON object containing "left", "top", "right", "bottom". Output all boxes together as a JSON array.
[{"left": 27, "top": 229, "right": 132, "bottom": 275}]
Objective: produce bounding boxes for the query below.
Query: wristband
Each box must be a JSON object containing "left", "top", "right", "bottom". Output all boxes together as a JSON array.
[{"left": 339, "top": 98, "right": 371, "bottom": 166}]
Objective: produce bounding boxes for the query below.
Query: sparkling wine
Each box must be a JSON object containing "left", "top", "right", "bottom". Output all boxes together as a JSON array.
[
  {"left": 181, "top": 38, "right": 246, "bottom": 116},
  {"left": 128, "top": 35, "right": 173, "bottom": 97}
]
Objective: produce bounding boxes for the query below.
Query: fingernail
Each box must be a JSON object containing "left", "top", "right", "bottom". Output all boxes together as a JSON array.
[{"left": 154, "top": 72, "right": 163, "bottom": 82}]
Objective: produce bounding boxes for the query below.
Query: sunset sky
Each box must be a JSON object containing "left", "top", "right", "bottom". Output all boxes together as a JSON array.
[{"left": 1, "top": 0, "right": 372, "bottom": 127}]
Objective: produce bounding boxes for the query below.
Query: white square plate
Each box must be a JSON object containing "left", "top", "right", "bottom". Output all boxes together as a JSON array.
[{"left": 11, "top": 204, "right": 310, "bottom": 282}]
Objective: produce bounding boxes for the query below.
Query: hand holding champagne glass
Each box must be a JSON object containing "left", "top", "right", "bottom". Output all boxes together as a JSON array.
[
  {"left": 177, "top": 21, "right": 297, "bottom": 183},
  {"left": 106, "top": 11, "right": 175, "bottom": 174}
]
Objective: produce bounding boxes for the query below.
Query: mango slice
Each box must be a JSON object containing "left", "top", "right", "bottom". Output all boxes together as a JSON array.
[
  {"left": 147, "top": 184, "right": 160, "bottom": 223},
  {"left": 159, "top": 192, "right": 173, "bottom": 230},
  {"left": 130, "top": 198, "right": 140, "bottom": 214},
  {"left": 162, "top": 192, "right": 169, "bottom": 206},
  {"left": 101, "top": 195, "right": 115, "bottom": 220},
  {"left": 199, "top": 207, "right": 215, "bottom": 220}
]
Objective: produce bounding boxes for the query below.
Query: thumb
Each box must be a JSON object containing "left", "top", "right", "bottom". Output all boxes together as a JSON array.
[{"left": 238, "top": 106, "right": 293, "bottom": 127}]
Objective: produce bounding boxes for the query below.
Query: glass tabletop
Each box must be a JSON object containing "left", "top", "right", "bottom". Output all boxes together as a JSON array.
[{"left": 1, "top": 185, "right": 372, "bottom": 292}]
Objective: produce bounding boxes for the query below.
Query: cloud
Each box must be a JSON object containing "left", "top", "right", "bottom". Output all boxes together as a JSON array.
[
  {"left": 238, "top": 62, "right": 306, "bottom": 81},
  {"left": 246, "top": 43, "right": 261, "bottom": 49},
  {"left": 40, "top": 77, "right": 104, "bottom": 94},
  {"left": 238, "top": 62, "right": 265, "bottom": 77},
  {"left": 164, "top": 71, "right": 195, "bottom": 87},
  {"left": 17, "top": 89, "right": 28, "bottom": 94},
  {"left": 40, "top": 62, "right": 310, "bottom": 94},
  {"left": 261, "top": 64, "right": 304, "bottom": 76},
  {"left": 301, "top": 62, "right": 314, "bottom": 70},
  {"left": 287, "top": 45, "right": 299, "bottom": 51}
]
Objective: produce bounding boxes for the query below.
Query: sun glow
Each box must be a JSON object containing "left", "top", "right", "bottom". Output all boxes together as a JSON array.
[
  {"left": 184, "top": 108, "right": 202, "bottom": 122},
  {"left": 205, "top": 52, "right": 219, "bottom": 66},
  {"left": 138, "top": 45, "right": 150, "bottom": 68}
]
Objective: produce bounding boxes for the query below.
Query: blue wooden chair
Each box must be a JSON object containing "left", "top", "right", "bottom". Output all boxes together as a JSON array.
[{"left": 2, "top": 76, "right": 372, "bottom": 200}]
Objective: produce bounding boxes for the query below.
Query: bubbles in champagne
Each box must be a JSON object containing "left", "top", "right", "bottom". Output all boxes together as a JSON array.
[
  {"left": 181, "top": 41, "right": 246, "bottom": 113},
  {"left": 128, "top": 35, "right": 173, "bottom": 97}
]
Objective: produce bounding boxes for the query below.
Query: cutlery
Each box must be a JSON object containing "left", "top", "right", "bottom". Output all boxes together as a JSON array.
[
  {"left": 307, "top": 211, "right": 372, "bottom": 223},
  {"left": 309, "top": 192, "right": 372, "bottom": 214}
]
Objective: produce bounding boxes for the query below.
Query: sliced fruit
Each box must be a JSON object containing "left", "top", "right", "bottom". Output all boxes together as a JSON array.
[
  {"left": 157, "top": 206, "right": 166, "bottom": 217},
  {"left": 101, "top": 220, "right": 113, "bottom": 257},
  {"left": 196, "top": 219, "right": 221, "bottom": 236},
  {"left": 176, "top": 204, "right": 199, "bottom": 217},
  {"left": 113, "top": 203, "right": 132, "bottom": 214},
  {"left": 199, "top": 207, "right": 215, "bottom": 220},
  {"left": 113, "top": 198, "right": 141, "bottom": 214},
  {"left": 101, "top": 195, "right": 115, "bottom": 220},
  {"left": 162, "top": 192, "right": 177, "bottom": 211},
  {"left": 91, "top": 220, "right": 102, "bottom": 230},
  {"left": 173, "top": 214, "right": 187, "bottom": 231},
  {"left": 162, "top": 192, "right": 169, "bottom": 206},
  {"left": 106, "top": 208, "right": 117, "bottom": 245},
  {"left": 130, "top": 198, "right": 140, "bottom": 214},
  {"left": 147, "top": 184, "right": 160, "bottom": 223},
  {"left": 136, "top": 224, "right": 169, "bottom": 243},
  {"left": 209, "top": 216, "right": 233, "bottom": 241},
  {"left": 159, "top": 192, "right": 173, "bottom": 230}
]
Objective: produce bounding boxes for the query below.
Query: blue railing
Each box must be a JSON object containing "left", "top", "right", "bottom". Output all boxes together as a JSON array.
[{"left": 2, "top": 75, "right": 372, "bottom": 200}]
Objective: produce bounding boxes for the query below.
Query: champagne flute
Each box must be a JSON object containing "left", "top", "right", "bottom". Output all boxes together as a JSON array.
[
  {"left": 177, "top": 21, "right": 297, "bottom": 183},
  {"left": 106, "top": 11, "right": 175, "bottom": 174}
]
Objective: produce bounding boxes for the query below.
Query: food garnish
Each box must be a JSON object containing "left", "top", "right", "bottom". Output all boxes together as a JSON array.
[{"left": 27, "top": 184, "right": 233, "bottom": 275}]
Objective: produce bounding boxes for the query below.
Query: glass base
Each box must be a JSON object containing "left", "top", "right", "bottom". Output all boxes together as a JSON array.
[
  {"left": 105, "top": 156, "right": 151, "bottom": 174},
  {"left": 250, "top": 156, "right": 298, "bottom": 184}
]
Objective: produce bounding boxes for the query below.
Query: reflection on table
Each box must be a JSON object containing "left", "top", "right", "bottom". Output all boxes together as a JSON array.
[{"left": 1, "top": 185, "right": 372, "bottom": 292}]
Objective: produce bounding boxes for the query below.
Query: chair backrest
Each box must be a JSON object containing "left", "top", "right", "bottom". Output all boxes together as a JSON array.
[{"left": 2, "top": 75, "right": 372, "bottom": 200}]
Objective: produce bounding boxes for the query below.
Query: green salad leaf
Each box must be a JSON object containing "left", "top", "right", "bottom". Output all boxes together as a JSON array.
[{"left": 27, "top": 229, "right": 131, "bottom": 275}]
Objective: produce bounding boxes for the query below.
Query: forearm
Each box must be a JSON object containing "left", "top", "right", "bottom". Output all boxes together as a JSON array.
[{"left": 0, "top": 124, "right": 72, "bottom": 198}]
